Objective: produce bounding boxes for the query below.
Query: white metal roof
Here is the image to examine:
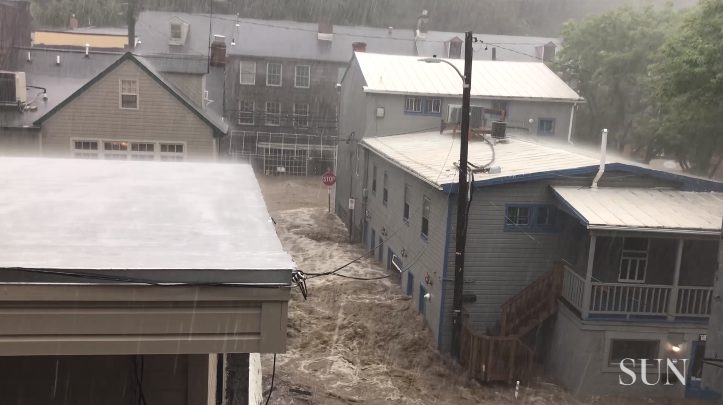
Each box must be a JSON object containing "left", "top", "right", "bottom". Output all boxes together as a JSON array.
[
  {"left": 552, "top": 187, "right": 723, "bottom": 235},
  {"left": 354, "top": 52, "right": 583, "bottom": 102},
  {"left": 362, "top": 131, "right": 606, "bottom": 189},
  {"left": 0, "top": 158, "right": 295, "bottom": 274}
]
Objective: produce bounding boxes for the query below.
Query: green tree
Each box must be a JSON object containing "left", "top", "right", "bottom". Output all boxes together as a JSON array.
[
  {"left": 555, "top": 6, "right": 676, "bottom": 151},
  {"left": 649, "top": 0, "right": 723, "bottom": 175}
]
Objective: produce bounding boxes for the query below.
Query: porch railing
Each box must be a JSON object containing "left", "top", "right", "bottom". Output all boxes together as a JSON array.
[
  {"left": 677, "top": 287, "right": 713, "bottom": 316},
  {"left": 561, "top": 265, "right": 713, "bottom": 318}
]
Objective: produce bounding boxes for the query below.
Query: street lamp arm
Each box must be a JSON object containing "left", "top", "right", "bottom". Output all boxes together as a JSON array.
[{"left": 418, "top": 57, "right": 465, "bottom": 81}]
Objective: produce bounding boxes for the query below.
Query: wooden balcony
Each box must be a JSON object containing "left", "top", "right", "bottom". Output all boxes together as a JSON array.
[{"left": 561, "top": 264, "right": 713, "bottom": 320}]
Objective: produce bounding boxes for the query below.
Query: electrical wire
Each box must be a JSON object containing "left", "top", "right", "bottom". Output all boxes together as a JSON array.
[
  {"left": 264, "top": 354, "right": 276, "bottom": 405},
  {"left": 132, "top": 356, "right": 148, "bottom": 405},
  {"left": 328, "top": 250, "right": 425, "bottom": 281}
]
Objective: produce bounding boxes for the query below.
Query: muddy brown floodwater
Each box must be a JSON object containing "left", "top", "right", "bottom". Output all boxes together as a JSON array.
[{"left": 256, "top": 175, "right": 717, "bottom": 405}]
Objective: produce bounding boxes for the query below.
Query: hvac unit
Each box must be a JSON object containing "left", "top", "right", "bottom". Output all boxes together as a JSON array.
[
  {"left": 0, "top": 71, "right": 27, "bottom": 106},
  {"left": 491, "top": 121, "right": 507, "bottom": 139}
]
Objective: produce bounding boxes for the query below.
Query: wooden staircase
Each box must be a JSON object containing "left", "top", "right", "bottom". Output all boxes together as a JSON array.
[{"left": 459, "top": 263, "right": 564, "bottom": 384}]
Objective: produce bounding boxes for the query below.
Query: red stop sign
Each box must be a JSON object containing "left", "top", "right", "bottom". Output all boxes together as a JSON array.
[{"left": 322, "top": 171, "right": 336, "bottom": 186}]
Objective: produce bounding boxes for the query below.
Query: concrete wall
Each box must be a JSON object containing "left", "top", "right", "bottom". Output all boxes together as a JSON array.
[
  {"left": 361, "top": 151, "right": 450, "bottom": 348},
  {"left": 546, "top": 305, "right": 705, "bottom": 398},
  {"left": 0, "top": 354, "right": 215, "bottom": 405},
  {"left": 40, "top": 59, "right": 215, "bottom": 160}
]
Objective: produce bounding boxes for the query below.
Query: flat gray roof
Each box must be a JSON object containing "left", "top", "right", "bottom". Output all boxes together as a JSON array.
[{"left": 0, "top": 158, "right": 294, "bottom": 284}]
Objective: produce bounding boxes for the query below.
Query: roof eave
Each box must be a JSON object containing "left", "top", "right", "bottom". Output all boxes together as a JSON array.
[
  {"left": 361, "top": 140, "right": 444, "bottom": 191},
  {"left": 360, "top": 88, "right": 583, "bottom": 103},
  {"left": 587, "top": 225, "right": 721, "bottom": 237}
]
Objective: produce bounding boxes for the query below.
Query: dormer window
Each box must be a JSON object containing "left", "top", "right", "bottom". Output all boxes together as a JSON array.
[
  {"left": 168, "top": 17, "right": 189, "bottom": 46},
  {"left": 170, "top": 23, "right": 182, "bottom": 40}
]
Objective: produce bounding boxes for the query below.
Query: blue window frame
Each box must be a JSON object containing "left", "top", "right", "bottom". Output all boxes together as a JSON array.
[
  {"left": 504, "top": 204, "right": 559, "bottom": 232},
  {"left": 419, "top": 284, "right": 427, "bottom": 314},
  {"left": 537, "top": 118, "right": 556, "bottom": 136},
  {"left": 405, "top": 96, "right": 442, "bottom": 116}
]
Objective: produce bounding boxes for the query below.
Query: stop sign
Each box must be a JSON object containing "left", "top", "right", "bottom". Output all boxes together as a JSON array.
[{"left": 322, "top": 170, "right": 336, "bottom": 186}]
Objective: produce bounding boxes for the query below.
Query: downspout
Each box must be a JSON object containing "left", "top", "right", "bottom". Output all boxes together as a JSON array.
[
  {"left": 591, "top": 128, "right": 607, "bottom": 189},
  {"left": 567, "top": 102, "right": 577, "bottom": 144}
]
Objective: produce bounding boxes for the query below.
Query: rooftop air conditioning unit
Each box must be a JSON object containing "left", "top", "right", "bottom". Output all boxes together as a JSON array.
[
  {"left": 0, "top": 71, "right": 27, "bottom": 106},
  {"left": 491, "top": 121, "right": 507, "bottom": 140}
]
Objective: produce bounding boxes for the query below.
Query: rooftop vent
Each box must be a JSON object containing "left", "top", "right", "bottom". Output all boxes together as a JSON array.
[
  {"left": 317, "top": 21, "right": 333, "bottom": 41},
  {"left": 0, "top": 71, "right": 27, "bottom": 106}
]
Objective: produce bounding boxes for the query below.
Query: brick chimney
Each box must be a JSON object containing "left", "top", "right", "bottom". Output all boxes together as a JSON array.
[
  {"left": 352, "top": 42, "right": 367, "bottom": 52},
  {"left": 416, "top": 9, "right": 429, "bottom": 39},
  {"left": 68, "top": 13, "right": 78, "bottom": 30}
]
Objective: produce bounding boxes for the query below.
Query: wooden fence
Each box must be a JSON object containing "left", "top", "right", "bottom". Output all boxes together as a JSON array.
[{"left": 460, "top": 325, "right": 534, "bottom": 384}]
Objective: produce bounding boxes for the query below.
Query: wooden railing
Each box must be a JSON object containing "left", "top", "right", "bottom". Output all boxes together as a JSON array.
[
  {"left": 460, "top": 325, "right": 534, "bottom": 384},
  {"left": 677, "top": 287, "right": 713, "bottom": 316},
  {"left": 590, "top": 283, "right": 671, "bottom": 315},
  {"left": 560, "top": 266, "right": 713, "bottom": 318},
  {"left": 561, "top": 265, "right": 585, "bottom": 310},
  {"left": 499, "top": 263, "right": 564, "bottom": 336}
]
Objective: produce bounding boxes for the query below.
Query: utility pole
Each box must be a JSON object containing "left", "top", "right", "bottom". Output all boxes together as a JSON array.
[
  {"left": 451, "top": 31, "right": 473, "bottom": 360},
  {"left": 126, "top": 0, "right": 136, "bottom": 50}
]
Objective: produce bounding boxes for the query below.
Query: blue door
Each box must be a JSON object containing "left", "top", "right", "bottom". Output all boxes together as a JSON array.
[
  {"left": 386, "top": 248, "right": 394, "bottom": 270},
  {"left": 378, "top": 236, "right": 384, "bottom": 262},
  {"left": 370, "top": 228, "right": 375, "bottom": 253},
  {"left": 362, "top": 220, "right": 368, "bottom": 248},
  {"left": 686, "top": 341, "right": 721, "bottom": 400},
  {"left": 406, "top": 272, "right": 414, "bottom": 296}
]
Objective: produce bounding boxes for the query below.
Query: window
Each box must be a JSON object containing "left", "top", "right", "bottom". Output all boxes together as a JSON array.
[
  {"left": 266, "top": 62, "right": 282, "bottom": 86},
  {"left": 371, "top": 165, "right": 377, "bottom": 194},
  {"left": 73, "top": 140, "right": 99, "bottom": 159},
  {"left": 119, "top": 79, "right": 138, "bottom": 109},
  {"left": 238, "top": 100, "right": 254, "bottom": 125},
  {"left": 130, "top": 142, "right": 155, "bottom": 160},
  {"left": 427, "top": 98, "right": 441, "bottom": 113},
  {"left": 405, "top": 97, "right": 422, "bottom": 113},
  {"left": 609, "top": 339, "right": 659, "bottom": 366},
  {"left": 407, "top": 97, "right": 442, "bottom": 115},
  {"left": 506, "top": 206, "right": 530, "bottom": 226},
  {"left": 103, "top": 141, "right": 129, "bottom": 160},
  {"left": 293, "top": 103, "right": 309, "bottom": 127},
  {"left": 265, "top": 102, "right": 281, "bottom": 126},
  {"left": 294, "top": 65, "right": 310, "bottom": 88},
  {"left": 382, "top": 171, "right": 388, "bottom": 206},
  {"left": 619, "top": 238, "right": 648, "bottom": 283},
  {"left": 159, "top": 143, "right": 184, "bottom": 161},
  {"left": 170, "top": 23, "right": 182, "bottom": 40},
  {"left": 403, "top": 184, "right": 410, "bottom": 222},
  {"left": 239, "top": 61, "right": 256, "bottom": 85},
  {"left": 421, "top": 196, "right": 430, "bottom": 239},
  {"left": 538, "top": 118, "right": 556, "bottom": 135},
  {"left": 505, "top": 205, "right": 558, "bottom": 232}
]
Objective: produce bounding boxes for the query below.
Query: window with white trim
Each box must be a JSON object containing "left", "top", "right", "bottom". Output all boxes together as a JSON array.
[
  {"left": 170, "top": 23, "right": 182, "bottom": 40},
  {"left": 609, "top": 339, "right": 659, "bottom": 366},
  {"left": 293, "top": 103, "right": 309, "bottom": 127},
  {"left": 266, "top": 62, "right": 282, "bottom": 86},
  {"left": 130, "top": 142, "right": 155, "bottom": 160},
  {"left": 421, "top": 196, "right": 431, "bottom": 239},
  {"left": 619, "top": 238, "right": 648, "bottom": 283},
  {"left": 119, "top": 79, "right": 138, "bottom": 109},
  {"left": 404, "top": 97, "right": 422, "bottom": 113},
  {"left": 239, "top": 60, "right": 256, "bottom": 85},
  {"left": 265, "top": 102, "right": 281, "bottom": 126},
  {"left": 238, "top": 100, "right": 254, "bottom": 125},
  {"left": 73, "top": 140, "right": 99, "bottom": 159},
  {"left": 505, "top": 206, "right": 530, "bottom": 226},
  {"left": 427, "top": 98, "right": 441, "bottom": 113},
  {"left": 159, "top": 143, "right": 185, "bottom": 161},
  {"left": 294, "top": 65, "right": 310, "bottom": 88},
  {"left": 103, "top": 141, "right": 129, "bottom": 160}
]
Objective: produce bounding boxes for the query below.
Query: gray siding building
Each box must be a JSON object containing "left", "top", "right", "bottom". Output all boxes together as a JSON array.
[
  {"left": 355, "top": 129, "right": 723, "bottom": 399},
  {"left": 336, "top": 51, "right": 584, "bottom": 239},
  {"left": 134, "top": 10, "right": 562, "bottom": 175}
]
